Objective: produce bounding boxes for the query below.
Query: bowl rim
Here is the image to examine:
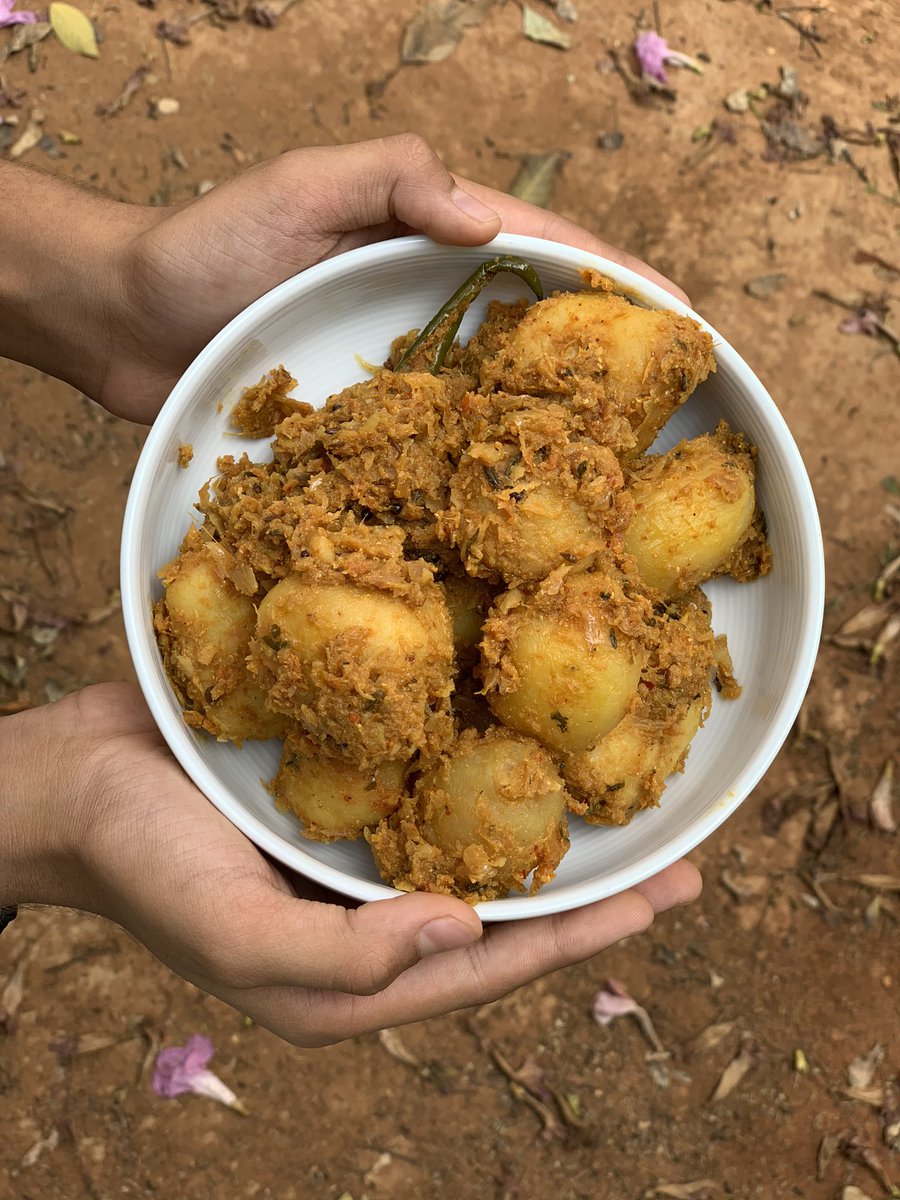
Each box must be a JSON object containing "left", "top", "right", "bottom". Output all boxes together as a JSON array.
[{"left": 121, "top": 231, "right": 825, "bottom": 922}]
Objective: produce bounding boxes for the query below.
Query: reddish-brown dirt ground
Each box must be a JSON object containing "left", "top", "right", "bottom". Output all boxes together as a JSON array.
[{"left": 1, "top": 2, "right": 898, "bottom": 1197}]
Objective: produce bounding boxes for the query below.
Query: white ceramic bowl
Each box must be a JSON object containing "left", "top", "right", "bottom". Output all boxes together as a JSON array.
[{"left": 121, "top": 233, "right": 824, "bottom": 921}]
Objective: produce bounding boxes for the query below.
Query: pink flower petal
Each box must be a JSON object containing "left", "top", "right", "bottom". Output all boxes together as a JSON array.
[
  {"left": 152, "top": 1034, "right": 216, "bottom": 1099},
  {"left": 634, "top": 30, "right": 670, "bottom": 84},
  {"left": 152, "top": 1034, "right": 246, "bottom": 1113},
  {"left": 0, "top": 0, "right": 38, "bottom": 27},
  {"left": 592, "top": 978, "right": 639, "bottom": 1025}
]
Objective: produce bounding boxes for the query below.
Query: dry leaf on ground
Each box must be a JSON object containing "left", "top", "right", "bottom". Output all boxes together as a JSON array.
[
  {"left": 20, "top": 1128, "right": 59, "bottom": 1169},
  {"left": 401, "top": 0, "right": 495, "bottom": 65},
  {"left": 882, "top": 1080, "right": 900, "bottom": 1151},
  {"left": 646, "top": 1183, "right": 719, "bottom": 1200},
  {"left": 709, "top": 1034, "right": 757, "bottom": 1103},
  {"left": 49, "top": 2, "right": 98, "bottom": 57},
  {"left": 868, "top": 760, "right": 895, "bottom": 833},
  {"left": 8, "top": 107, "right": 42, "bottom": 158},
  {"left": 0, "top": 18, "right": 49, "bottom": 62},
  {"left": 686, "top": 1021, "right": 735, "bottom": 1057},
  {"left": 378, "top": 1028, "right": 421, "bottom": 1068},
  {"left": 745, "top": 273, "right": 786, "bottom": 300},
  {"left": 508, "top": 151, "right": 569, "bottom": 208},
  {"left": 848, "top": 1044, "right": 885, "bottom": 1089},
  {"left": 521, "top": 4, "right": 571, "bottom": 49}
]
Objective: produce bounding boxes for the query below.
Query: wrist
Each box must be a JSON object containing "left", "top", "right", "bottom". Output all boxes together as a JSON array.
[{"left": 0, "top": 163, "right": 155, "bottom": 406}]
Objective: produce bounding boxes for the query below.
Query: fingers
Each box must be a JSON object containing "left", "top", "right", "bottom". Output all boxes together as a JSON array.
[
  {"left": 280, "top": 135, "right": 502, "bottom": 247},
  {"left": 454, "top": 175, "right": 691, "bottom": 307},
  {"left": 261, "top": 886, "right": 657, "bottom": 1046},
  {"left": 633, "top": 860, "right": 703, "bottom": 911},
  {"left": 226, "top": 888, "right": 482, "bottom": 995}
]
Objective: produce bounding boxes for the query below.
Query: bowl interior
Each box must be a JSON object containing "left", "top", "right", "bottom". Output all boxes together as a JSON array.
[{"left": 122, "top": 234, "right": 823, "bottom": 920}]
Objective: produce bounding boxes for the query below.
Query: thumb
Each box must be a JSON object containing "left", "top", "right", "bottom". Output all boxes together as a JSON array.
[
  {"left": 232, "top": 887, "right": 484, "bottom": 995},
  {"left": 294, "top": 134, "right": 502, "bottom": 246}
]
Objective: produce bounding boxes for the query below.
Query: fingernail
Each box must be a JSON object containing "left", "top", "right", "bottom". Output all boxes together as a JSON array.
[
  {"left": 416, "top": 916, "right": 480, "bottom": 958},
  {"left": 450, "top": 185, "right": 500, "bottom": 225}
]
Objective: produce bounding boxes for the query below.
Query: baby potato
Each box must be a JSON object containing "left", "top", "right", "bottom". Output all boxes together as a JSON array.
[
  {"left": 367, "top": 727, "right": 569, "bottom": 901},
  {"left": 565, "top": 585, "right": 718, "bottom": 823},
  {"left": 272, "top": 731, "right": 406, "bottom": 842},
  {"left": 154, "top": 533, "right": 286, "bottom": 743},
  {"left": 564, "top": 697, "right": 704, "bottom": 826},
  {"left": 441, "top": 572, "right": 498, "bottom": 665},
  {"left": 480, "top": 562, "right": 652, "bottom": 753},
  {"left": 624, "top": 424, "right": 764, "bottom": 595},
  {"left": 478, "top": 289, "right": 715, "bottom": 457},
  {"left": 250, "top": 573, "right": 454, "bottom": 766},
  {"left": 441, "top": 436, "right": 626, "bottom": 585}
]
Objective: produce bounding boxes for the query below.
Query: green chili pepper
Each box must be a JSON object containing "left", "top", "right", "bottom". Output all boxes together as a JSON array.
[{"left": 395, "top": 255, "right": 544, "bottom": 375}]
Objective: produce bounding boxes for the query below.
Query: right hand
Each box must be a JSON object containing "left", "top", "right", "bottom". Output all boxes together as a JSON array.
[{"left": 3, "top": 683, "right": 700, "bottom": 1046}]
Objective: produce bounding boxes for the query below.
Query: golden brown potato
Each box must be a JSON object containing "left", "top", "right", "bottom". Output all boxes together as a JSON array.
[
  {"left": 564, "top": 586, "right": 717, "bottom": 823},
  {"left": 153, "top": 530, "right": 286, "bottom": 743},
  {"left": 440, "top": 414, "right": 628, "bottom": 584},
  {"left": 367, "top": 728, "right": 569, "bottom": 901},
  {"left": 624, "top": 423, "right": 770, "bottom": 595},
  {"left": 250, "top": 573, "right": 454, "bottom": 766},
  {"left": 272, "top": 731, "right": 406, "bottom": 841},
  {"left": 565, "top": 698, "right": 704, "bottom": 826},
  {"left": 480, "top": 560, "right": 652, "bottom": 753},
  {"left": 478, "top": 289, "right": 715, "bottom": 457}
]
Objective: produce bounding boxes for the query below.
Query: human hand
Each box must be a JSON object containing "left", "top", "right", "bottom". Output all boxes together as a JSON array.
[
  {"left": 3, "top": 683, "right": 700, "bottom": 1047},
  {"left": 96, "top": 135, "right": 689, "bottom": 421}
]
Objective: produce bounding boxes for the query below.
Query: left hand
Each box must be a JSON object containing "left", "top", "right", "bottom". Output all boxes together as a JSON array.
[{"left": 99, "top": 135, "right": 689, "bottom": 422}]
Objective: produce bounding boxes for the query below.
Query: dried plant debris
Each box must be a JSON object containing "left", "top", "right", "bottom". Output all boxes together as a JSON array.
[
  {"left": 643, "top": 1184, "right": 719, "bottom": 1200},
  {"left": 547, "top": 0, "right": 577, "bottom": 20},
  {"left": 488, "top": 1046, "right": 580, "bottom": 1139},
  {"left": 839, "top": 1134, "right": 896, "bottom": 1195},
  {"left": 841, "top": 1085, "right": 885, "bottom": 1108},
  {"left": 775, "top": 5, "right": 827, "bottom": 57},
  {"left": 608, "top": 47, "right": 676, "bottom": 104},
  {"left": 818, "top": 1130, "right": 848, "bottom": 1181},
  {"left": 50, "top": 1030, "right": 138, "bottom": 1066},
  {"left": 377, "top": 1027, "right": 421, "bottom": 1068},
  {"left": 521, "top": 4, "right": 571, "bottom": 50},
  {"left": 20, "top": 1128, "right": 59, "bottom": 1170},
  {"left": 745, "top": 273, "right": 786, "bottom": 299},
  {"left": 883, "top": 1080, "right": 900, "bottom": 1152},
  {"left": 8, "top": 105, "right": 41, "bottom": 158},
  {"left": 96, "top": 65, "right": 150, "bottom": 117},
  {"left": 709, "top": 1034, "right": 757, "bottom": 1103},
  {"left": 855, "top": 249, "right": 900, "bottom": 281},
  {"left": 507, "top": 150, "right": 569, "bottom": 207},
  {"left": 400, "top": 0, "right": 496, "bottom": 65},
  {"left": 868, "top": 760, "right": 896, "bottom": 833},
  {"left": 848, "top": 1044, "right": 885, "bottom": 1090},
  {"left": 0, "top": 17, "right": 49, "bottom": 63},
  {"left": 156, "top": 18, "right": 191, "bottom": 45},
  {"left": 839, "top": 873, "right": 900, "bottom": 893},
  {"left": 248, "top": 4, "right": 277, "bottom": 27},
  {"left": 815, "top": 289, "right": 900, "bottom": 358},
  {"left": 686, "top": 1021, "right": 736, "bottom": 1058},
  {"left": 0, "top": 940, "right": 38, "bottom": 1034}
]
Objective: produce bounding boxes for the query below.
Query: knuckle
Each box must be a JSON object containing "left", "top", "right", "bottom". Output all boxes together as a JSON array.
[
  {"left": 385, "top": 132, "right": 439, "bottom": 172},
  {"left": 342, "top": 946, "right": 402, "bottom": 996}
]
